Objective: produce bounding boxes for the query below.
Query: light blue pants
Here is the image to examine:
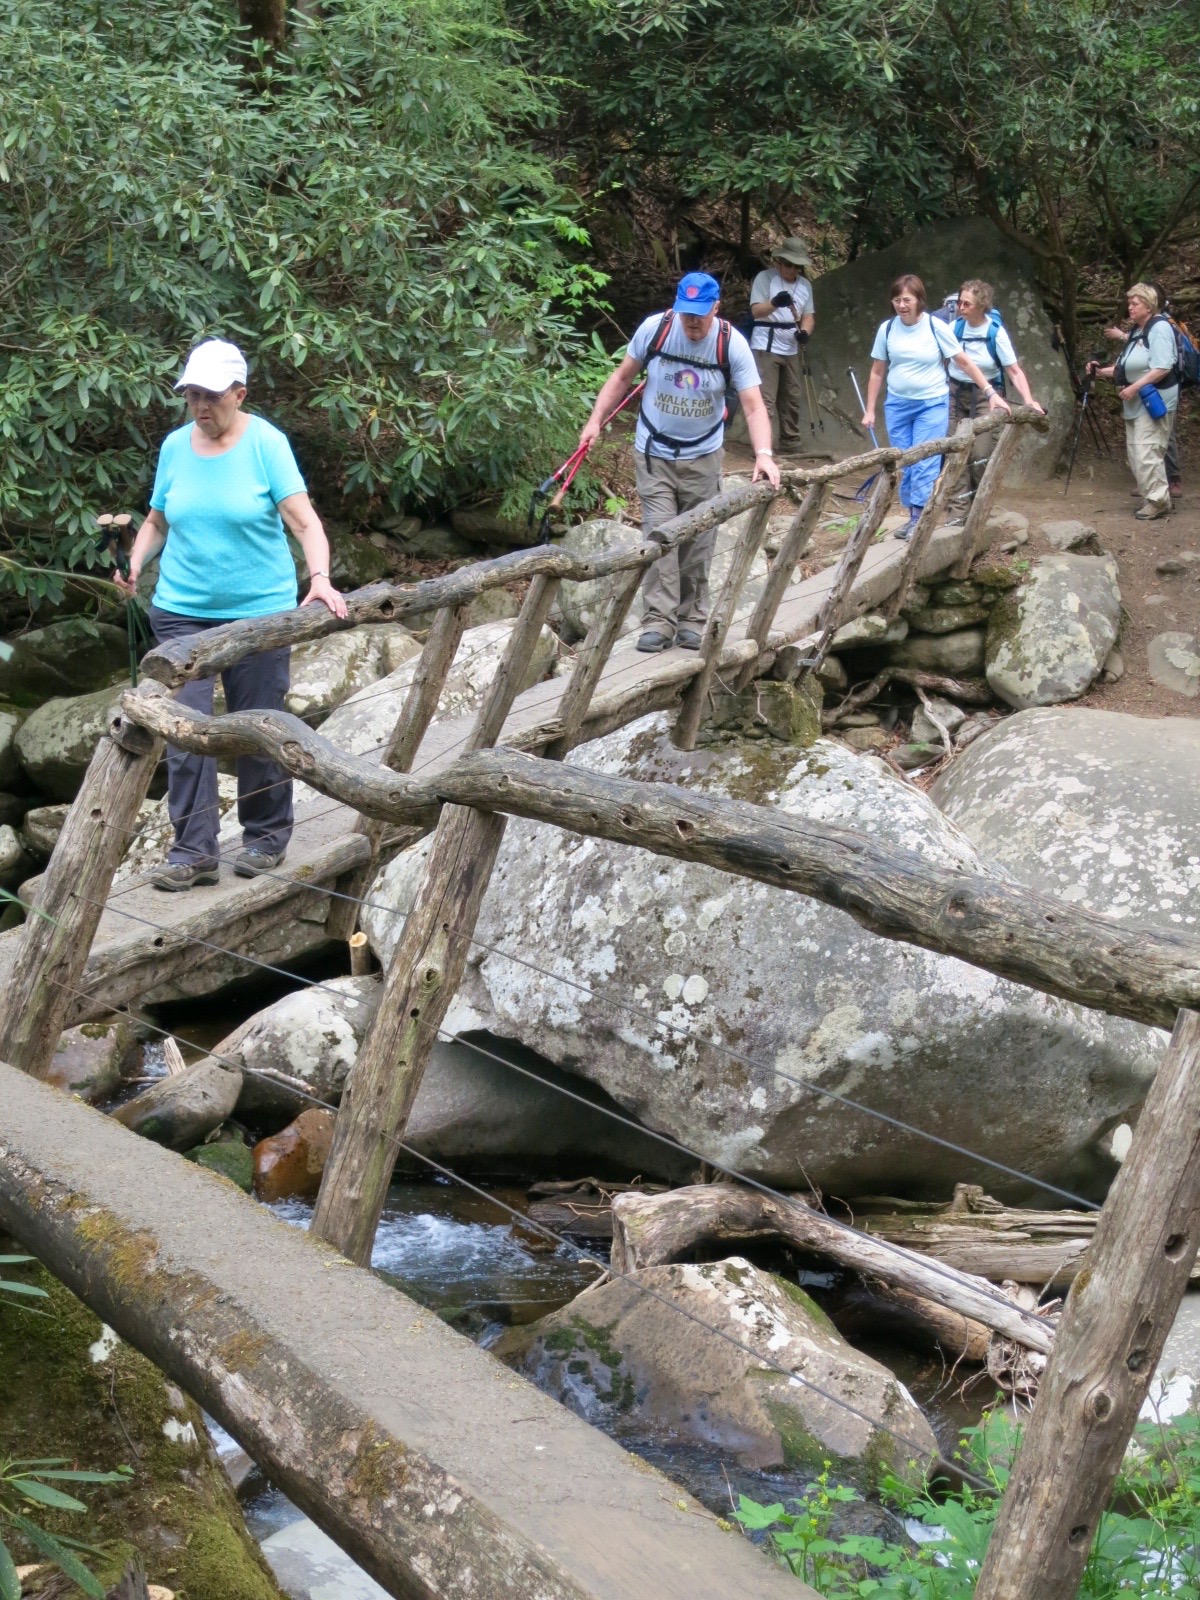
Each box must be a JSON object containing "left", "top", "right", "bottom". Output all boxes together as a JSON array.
[{"left": 884, "top": 393, "right": 950, "bottom": 509}]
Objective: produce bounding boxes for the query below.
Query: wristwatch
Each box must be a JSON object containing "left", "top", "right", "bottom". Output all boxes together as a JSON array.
[
  {"left": 310, "top": 569, "right": 330, "bottom": 579},
  {"left": 756, "top": 449, "right": 774, "bottom": 458}
]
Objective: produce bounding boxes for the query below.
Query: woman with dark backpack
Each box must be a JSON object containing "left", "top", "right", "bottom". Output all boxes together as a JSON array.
[
  {"left": 949, "top": 280, "right": 1044, "bottom": 514},
  {"left": 860, "top": 275, "right": 1009, "bottom": 540},
  {"left": 1089, "top": 284, "right": 1178, "bottom": 520}
]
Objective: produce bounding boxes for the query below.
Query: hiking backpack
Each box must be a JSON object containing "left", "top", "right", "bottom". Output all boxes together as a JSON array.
[
  {"left": 1118, "top": 312, "right": 1199, "bottom": 391},
  {"left": 638, "top": 310, "right": 737, "bottom": 466},
  {"left": 953, "top": 308, "right": 1008, "bottom": 393}
]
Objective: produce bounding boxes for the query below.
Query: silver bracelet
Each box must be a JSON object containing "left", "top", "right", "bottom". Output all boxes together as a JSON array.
[{"left": 310, "top": 569, "right": 330, "bottom": 579}]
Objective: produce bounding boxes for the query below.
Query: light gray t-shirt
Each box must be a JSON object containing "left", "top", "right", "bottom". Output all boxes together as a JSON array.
[
  {"left": 949, "top": 318, "right": 1017, "bottom": 385},
  {"left": 870, "top": 313, "right": 961, "bottom": 401},
  {"left": 748, "top": 270, "right": 815, "bottom": 357},
  {"left": 1120, "top": 318, "right": 1179, "bottom": 418},
  {"left": 630, "top": 313, "right": 760, "bottom": 460}
]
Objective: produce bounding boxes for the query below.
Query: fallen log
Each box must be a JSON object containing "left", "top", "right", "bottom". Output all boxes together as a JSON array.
[
  {"left": 608, "top": 1184, "right": 1056, "bottom": 1356},
  {"left": 846, "top": 1184, "right": 1200, "bottom": 1291}
]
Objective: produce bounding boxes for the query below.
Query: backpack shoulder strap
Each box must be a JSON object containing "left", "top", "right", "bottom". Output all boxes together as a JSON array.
[
  {"left": 953, "top": 315, "right": 966, "bottom": 341},
  {"left": 646, "top": 310, "right": 674, "bottom": 362},
  {"left": 715, "top": 318, "right": 733, "bottom": 387}
]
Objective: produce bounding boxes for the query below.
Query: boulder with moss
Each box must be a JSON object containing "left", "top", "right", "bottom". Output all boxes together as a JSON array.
[
  {"left": 0, "top": 1265, "right": 286, "bottom": 1599},
  {"left": 496, "top": 1257, "right": 936, "bottom": 1490},
  {"left": 984, "top": 553, "right": 1120, "bottom": 709}
]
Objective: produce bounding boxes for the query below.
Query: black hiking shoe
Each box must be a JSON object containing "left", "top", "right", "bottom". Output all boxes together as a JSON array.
[{"left": 675, "top": 626, "right": 703, "bottom": 650}]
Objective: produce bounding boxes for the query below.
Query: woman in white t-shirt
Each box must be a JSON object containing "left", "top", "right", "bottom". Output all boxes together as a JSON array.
[{"left": 861, "top": 274, "right": 1009, "bottom": 539}]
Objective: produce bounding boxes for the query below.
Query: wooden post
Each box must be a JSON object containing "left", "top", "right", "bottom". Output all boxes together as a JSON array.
[
  {"left": 793, "top": 467, "right": 897, "bottom": 685},
  {"left": 0, "top": 699, "right": 162, "bottom": 1079},
  {"left": 325, "top": 601, "right": 470, "bottom": 942},
  {"left": 882, "top": 421, "right": 971, "bottom": 620},
  {"left": 672, "top": 496, "right": 775, "bottom": 751},
  {"left": 311, "top": 578, "right": 558, "bottom": 1264},
  {"left": 733, "top": 482, "right": 828, "bottom": 692},
  {"left": 310, "top": 806, "right": 508, "bottom": 1264},
  {"left": 973, "top": 1008, "right": 1200, "bottom": 1600},
  {"left": 544, "top": 567, "right": 644, "bottom": 761},
  {"left": 948, "top": 418, "right": 1024, "bottom": 580}
]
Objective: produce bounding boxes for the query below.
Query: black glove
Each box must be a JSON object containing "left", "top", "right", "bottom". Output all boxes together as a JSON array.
[{"left": 771, "top": 290, "right": 793, "bottom": 308}]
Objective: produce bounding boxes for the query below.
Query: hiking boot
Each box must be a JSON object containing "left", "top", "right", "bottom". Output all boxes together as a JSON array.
[
  {"left": 894, "top": 508, "right": 921, "bottom": 542},
  {"left": 233, "top": 847, "right": 287, "bottom": 878},
  {"left": 152, "top": 860, "right": 219, "bottom": 892},
  {"left": 1134, "top": 500, "right": 1170, "bottom": 520},
  {"left": 636, "top": 630, "right": 673, "bottom": 653},
  {"left": 1169, "top": 478, "right": 1183, "bottom": 498},
  {"left": 675, "top": 626, "right": 703, "bottom": 650}
]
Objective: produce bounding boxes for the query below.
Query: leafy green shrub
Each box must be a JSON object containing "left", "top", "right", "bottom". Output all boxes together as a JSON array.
[
  {"left": 0, "top": 0, "right": 607, "bottom": 589},
  {"left": 737, "top": 1409, "right": 1200, "bottom": 1596}
]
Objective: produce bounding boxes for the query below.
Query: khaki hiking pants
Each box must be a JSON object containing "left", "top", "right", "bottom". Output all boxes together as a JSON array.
[
  {"left": 753, "top": 349, "right": 802, "bottom": 447},
  {"left": 950, "top": 381, "right": 997, "bottom": 494},
  {"left": 635, "top": 448, "right": 722, "bottom": 636},
  {"left": 1125, "top": 408, "right": 1172, "bottom": 510}
]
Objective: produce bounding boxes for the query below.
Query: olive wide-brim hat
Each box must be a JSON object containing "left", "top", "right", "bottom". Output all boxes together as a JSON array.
[{"left": 772, "top": 236, "right": 814, "bottom": 269}]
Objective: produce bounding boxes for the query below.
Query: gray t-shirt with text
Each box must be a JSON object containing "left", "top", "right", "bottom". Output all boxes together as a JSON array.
[{"left": 630, "top": 313, "right": 760, "bottom": 460}]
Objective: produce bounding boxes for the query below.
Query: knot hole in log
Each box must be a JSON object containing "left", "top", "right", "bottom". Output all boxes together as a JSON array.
[
  {"left": 1091, "top": 1389, "right": 1113, "bottom": 1420},
  {"left": 1164, "top": 1232, "right": 1187, "bottom": 1260},
  {"left": 1068, "top": 1524, "right": 1091, "bottom": 1549},
  {"left": 674, "top": 818, "right": 694, "bottom": 839},
  {"left": 281, "top": 739, "right": 312, "bottom": 770},
  {"left": 380, "top": 600, "right": 395, "bottom": 617},
  {"left": 946, "top": 895, "right": 969, "bottom": 921},
  {"left": 1127, "top": 1348, "right": 1148, "bottom": 1372}
]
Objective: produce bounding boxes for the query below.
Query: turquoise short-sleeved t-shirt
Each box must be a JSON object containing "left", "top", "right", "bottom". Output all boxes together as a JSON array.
[
  {"left": 150, "top": 414, "right": 306, "bottom": 619},
  {"left": 871, "top": 314, "right": 961, "bottom": 401}
]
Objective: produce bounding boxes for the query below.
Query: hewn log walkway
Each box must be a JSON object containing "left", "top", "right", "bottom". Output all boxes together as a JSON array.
[
  {"left": 0, "top": 1063, "right": 807, "bottom": 1600},
  {"left": 0, "top": 517, "right": 981, "bottom": 1022}
]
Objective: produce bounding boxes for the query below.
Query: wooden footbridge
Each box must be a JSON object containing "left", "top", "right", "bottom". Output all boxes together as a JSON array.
[{"left": 4, "top": 407, "right": 1200, "bottom": 1600}]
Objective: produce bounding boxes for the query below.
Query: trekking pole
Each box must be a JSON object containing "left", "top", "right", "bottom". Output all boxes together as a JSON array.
[
  {"left": 95, "top": 514, "right": 150, "bottom": 685},
  {"left": 802, "top": 354, "right": 824, "bottom": 433},
  {"left": 1062, "top": 370, "right": 1096, "bottom": 496},
  {"left": 848, "top": 367, "right": 882, "bottom": 501},
  {"left": 527, "top": 383, "right": 645, "bottom": 540}
]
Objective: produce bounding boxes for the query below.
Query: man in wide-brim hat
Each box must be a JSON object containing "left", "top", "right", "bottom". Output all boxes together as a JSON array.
[{"left": 748, "top": 237, "right": 817, "bottom": 450}]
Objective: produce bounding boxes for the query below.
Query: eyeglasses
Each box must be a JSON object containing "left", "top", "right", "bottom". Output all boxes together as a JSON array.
[{"left": 182, "top": 385, "right": 236, "bottom": 404}]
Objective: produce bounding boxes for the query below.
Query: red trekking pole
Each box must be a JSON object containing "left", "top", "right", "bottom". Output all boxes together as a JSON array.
[{"left": 527, "top": 383, "right": 645, "bottom": 540}]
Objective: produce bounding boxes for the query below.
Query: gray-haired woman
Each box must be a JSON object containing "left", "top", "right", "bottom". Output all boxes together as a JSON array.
[
  {"left": 1088, "top": 284, "right": 1178, "bottom": 520},
  {"left": 949, "top": 279, "right": 1043, "bottom": 510},
  {"left": 115, "top": 339, "right": 348, "bottom": 889}
]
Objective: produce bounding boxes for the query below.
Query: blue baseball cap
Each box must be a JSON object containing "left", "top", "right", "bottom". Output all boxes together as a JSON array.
[{"left": 673, "top": 272, "right": 721, "bottom": 314}]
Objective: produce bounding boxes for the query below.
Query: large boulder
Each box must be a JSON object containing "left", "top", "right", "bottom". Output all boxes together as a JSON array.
[
  {"left": 112, "top": 1059, "right": 242, "bottom": 1149},
  {"left": 1147, "top": 631, "right": 1200, "bottom": 699},
  {"left": 231, "top": 976, "right": 686, "bottom": 1178},
  {"left": 497, "top": 1258, "right": 936, "bottom": 1489},
  {"left": 929, "top": 707, "right": 1200, "bottom": 931},
  {"left": 312, "top": 619, "right": 560, "bottom": 765},
  {"left": 13, "top": 683, "right": 124, "bottom": 799},
  {"left": 556, "top": 519, "right": 638, "bottom": 641},
  {"left": 0, "top": 617, "right": 129, "bottom": 706},
  {"left": 803, "top": 216, "right": 1072, "bottom": 484},
  {"left": 984, "top": 553, "right": 1120, "bottom": 709},
  {"left": 284, "top": 623, "right": 419, "bottom": 723},
  {"left": 363, "top": 714, "right": 1162, "bottom": 1198}
]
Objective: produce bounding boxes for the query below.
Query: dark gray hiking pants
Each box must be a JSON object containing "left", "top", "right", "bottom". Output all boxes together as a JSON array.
[{"left": 148, "top": 605, "right": 293, "bottom": 866}]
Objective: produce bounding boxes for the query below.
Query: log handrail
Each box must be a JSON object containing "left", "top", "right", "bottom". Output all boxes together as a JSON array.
[
  {"left": 119, "top": 683, "right": 1200, "bottom": 1030},
  {"left": 138, "top": 409, "right": 1048, "bottom": 687}
]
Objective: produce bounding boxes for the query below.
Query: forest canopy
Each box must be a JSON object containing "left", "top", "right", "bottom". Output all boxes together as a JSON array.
[{"left": 0, "top": 0, "right": 1197, "bottom": 575}]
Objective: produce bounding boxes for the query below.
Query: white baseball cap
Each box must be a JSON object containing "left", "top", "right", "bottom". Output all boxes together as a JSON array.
[{"left": 174, "top": 339, "right": 248, "bottom": 393}]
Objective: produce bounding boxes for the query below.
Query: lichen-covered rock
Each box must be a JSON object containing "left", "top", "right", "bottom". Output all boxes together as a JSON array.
[
  {"left": 832, "top": 613, "right": 907, "bottom": 649},
  {"left": 285, "top": 623, "right": 419, "bottom": 723},
  {"left": 1146, "top": 632, "right": 1200, "bottom": 699},
  {"left": 311, "top": 620, "right": 560, "bottom": 773},
  {"left": 48, "top": 1014, "right": 139, "bottom": 1103},
  {"left": 556, "top": 519, "right": 638, "bottom": 641},
  {"left": 112, "top": 1059, "right": 242, "bottom": 1149},
  {"left": 930, "top": 707, "right": 1200, "bottom": 932},
  {"left": 497, "top": 1258, "right": 937, "bottom": 1488},
  {"left": 878, "top": 628, "right": 986, "bottom": 675},
  {"left": 0, "top": 708, "right": 22, "bottom": 788},
  {"left": 984, "top": 554, "right": 1120, "bottom": 709},
  {"left": 0, "top": 617, "right": 129, "bottom": 706},
  {"left": 364, "top": 713, "right": 1161, "bottom": 1196},
  {"left": 911, "top": 696, "right": 967, "bottom": 745},
  {"left": 905, "top": 604, "right": 989, "bottom": 635},
  {"left": 13, "top": 683, "right": 125, "bottom": 800},
  {"left": 230, "top": 978, "right": 683, "bottom": 1178}
]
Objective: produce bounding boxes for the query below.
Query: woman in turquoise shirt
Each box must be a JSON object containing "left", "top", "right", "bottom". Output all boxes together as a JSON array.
[{"left": 117, "top": 340, "right": 348, "bottom": 890}]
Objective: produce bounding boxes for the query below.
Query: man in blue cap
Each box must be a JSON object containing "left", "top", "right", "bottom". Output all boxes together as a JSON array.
[{"left": 579, "top": 271, "right": 780, "bottom": 652}]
